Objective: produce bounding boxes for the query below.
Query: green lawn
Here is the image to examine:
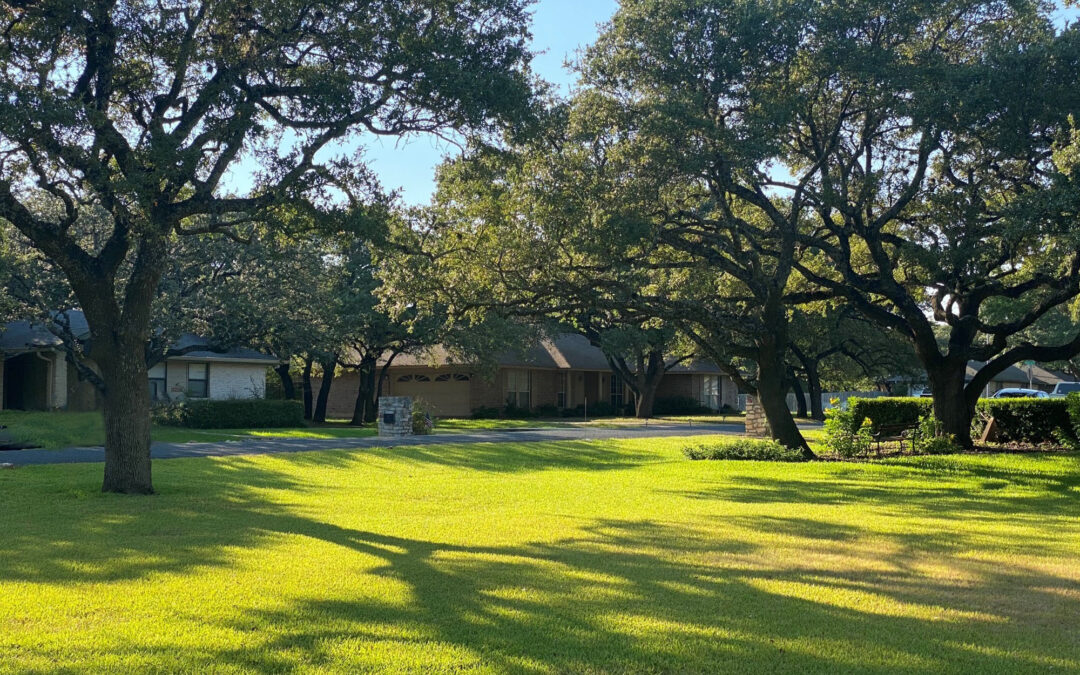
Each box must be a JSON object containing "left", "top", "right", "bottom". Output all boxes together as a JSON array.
[
  {"left": 433, "top": 413, "right": 747, "bottom": 432},
  {"left": 2, "top": 437, "right": 1078, "bottom": 673},
  {"left": 0, "top": 411, "right": 376, "bottom": 449}
]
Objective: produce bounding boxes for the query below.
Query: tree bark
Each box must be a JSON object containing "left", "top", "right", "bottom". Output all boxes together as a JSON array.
[
  {"left": 275, "top": 363, "right": 296, "bottom": 400},
  {"left": 313, "top": 356, "right": 336, "bottom": 423},
  {"left": 791, "top": 373, "right": 808, "bottom": 419},
  {"left": 301, "top": 356, "right": 314, "bottom": 420},
  {"left": 805, "top": 362, "right": 824, "bottom": 421},
  {"left": 350, "top": 359, "right": 378, "bottom": 426},
  {"left": 756, "top": 339, "right": 813, "bottom": 458},
  {"left": 99, "top": 343, "right": 154, "bottom": 494},
  {"left": 927, "top": 359, "right": 974, "bottom": 448},
  {"left": 634, "top": 383, "right": 658, "bottom": 418}
]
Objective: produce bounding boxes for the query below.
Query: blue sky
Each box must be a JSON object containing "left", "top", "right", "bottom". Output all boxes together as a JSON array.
[{"left": 365, "top": 0, "right": 619, "bottom": 205}]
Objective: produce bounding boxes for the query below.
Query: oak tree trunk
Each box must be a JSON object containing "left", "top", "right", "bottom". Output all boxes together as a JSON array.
[
  {"left": 791, "top": 373, "right": 808, "bottom": 418},
  {"left": 756, "top": 343, "right": 814, "bottom": 458},
  {"left": 634, "top": 384, "right": 658, "bottom": 419},
  {"left": 350, "top": 362, "right": 377, "bottom": 425},
  {"left": 99, "top": 345, "right": 154, "bottom": 494},
  {"left": 313, "top": 357, "right": 336, "bottom": 423},
  {"left": 928, "top": 362, "right": 974, "bottom": 448},
  {"left": 275, "top": 364, "right": 296, "bottom": 400},
  {"left": 301, "top": 357, "right": 314, "bottom": 420},
  {"left": 805, "top": 363, "right": 824, "bottom": 421}
]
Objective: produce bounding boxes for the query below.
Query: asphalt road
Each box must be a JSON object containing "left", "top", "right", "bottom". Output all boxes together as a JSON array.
[{"left": 0, "top": 422, "right": 763, "bottom": 466}]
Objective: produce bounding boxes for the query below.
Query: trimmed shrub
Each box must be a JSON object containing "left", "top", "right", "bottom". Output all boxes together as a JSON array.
[
  {"left": 151, "top": 399, "right": 304, "bottom": 428},
  {"left": 536, "top": 403, "right": 560, "bottom": 417},
  {"left": 848, "top": 397, "right": 933, "bottom": 433},
  {"left": 974, "top": 398, "right": 1076, "bottom": 446},
  {"left": 684, "top": 438, "right": 807, "bottom": 462},
  {"left": 1066, "top": 393, "right": 1080, "bottom": 448},
  {"left": 584, "top": 401, "right": 617, "bottom": 417},
  {"left": 503, "top": 405, "right": 539, "bottom": 419},
  {"left": 653, "top": 396, "right": 712, "bottom": 415},
  {"left": 470, "top": 406, "right": 501, "bottom": 419}
]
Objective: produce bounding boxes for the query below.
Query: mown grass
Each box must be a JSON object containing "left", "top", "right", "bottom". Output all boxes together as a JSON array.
[
  {"left": 1, "top": 436, "right": 1078, "bottom": 673},
  {"left": 0, "top": 411, "right": 375, "bottom": 449},
  {"left": 434, "top": 413, "right": 748, "bottom": 432}
]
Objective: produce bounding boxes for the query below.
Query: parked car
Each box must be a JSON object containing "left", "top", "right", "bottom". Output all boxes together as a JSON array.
[
  {"left": 1050, "top": 382, "right": 1080, "bottom": 398},
  {"left": 991, "top": 388, "right": 1049, "bottom": 399}
]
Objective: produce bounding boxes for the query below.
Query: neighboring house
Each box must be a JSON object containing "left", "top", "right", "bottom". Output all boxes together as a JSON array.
[
  {"left": 965, "top": 361, "right": 1069, "bottom": 396},
  {"left": 315, "top": 333, "right": 739, "bottom": 418},
  {"left": 0, "top": 312, "right": 278, "bottom": 411}
]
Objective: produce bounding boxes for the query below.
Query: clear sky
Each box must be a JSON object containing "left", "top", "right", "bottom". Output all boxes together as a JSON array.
[{"left": 365, "top": 0, "right": 619, "bottom": 206}]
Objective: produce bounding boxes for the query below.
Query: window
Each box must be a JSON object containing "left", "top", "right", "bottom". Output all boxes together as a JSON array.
[
  {"left": 557, "top": 373, "right": 568, "bottom": 408},
  {"left": 148, "top": 363, "right": 166, "bottom": 402},
  {"left": 436, "top": 373, "right": 470, "bottom": 383},
  {"left": 610, "top": 373, "right": 624, "bottom": 408},
  {"left": 505, "top": 369, "right": 530, "bottom": 409},
  {"left": 701, "top": 375, "right": 720, "bottom": 410},
  {"left": 188, "top": 363, "right": 208, "bottom": 399},
  {"left": 397, "top": 374, "right": 431, "bottom": 383}
]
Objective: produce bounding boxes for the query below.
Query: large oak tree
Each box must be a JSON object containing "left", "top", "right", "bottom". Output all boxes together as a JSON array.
[{"left": 0, "top": 0, "right": 534, "bottom": 492}]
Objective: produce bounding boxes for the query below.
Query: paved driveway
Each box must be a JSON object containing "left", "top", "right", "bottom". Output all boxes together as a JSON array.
[{"left": 1, "top": 423, "right": 761, "bottom": 466}]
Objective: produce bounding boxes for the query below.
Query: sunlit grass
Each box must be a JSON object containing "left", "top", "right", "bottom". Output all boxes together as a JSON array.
[
  {"left": 0, "top": 411, "right": 374, "bottom": 449},
  {"left": 1, "top": 436, "right": 1078, "bottom": 673}
]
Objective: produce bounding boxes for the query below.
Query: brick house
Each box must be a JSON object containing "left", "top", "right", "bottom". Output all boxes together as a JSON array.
[{"left": 315, "top": 333, "right": 740, "bottom": 418}]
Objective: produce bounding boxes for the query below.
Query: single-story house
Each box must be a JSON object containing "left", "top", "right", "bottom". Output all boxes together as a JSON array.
[
  {"left": 965, "top": 361, "right": 1068, "bottom": 395},
  {"left": 315, "top": 333, "right": 739, "bottom": 418},
  {"left": 0, "top": 312, "right": 278, "bottom": 411}
]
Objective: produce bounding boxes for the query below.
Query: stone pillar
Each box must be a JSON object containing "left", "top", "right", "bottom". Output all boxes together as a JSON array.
[
  {"left": 377, "top": 396, "right": 414, "bottom": 437},
  {"left": 744, "top": 395, "right": 771, "bottom": 437}
]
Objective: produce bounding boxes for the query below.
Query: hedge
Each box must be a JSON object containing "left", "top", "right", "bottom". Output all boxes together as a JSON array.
[
  {"left": 1069, "top": 393, "right": 1080, "bottom": 442},
  {"left": 653, "top": 396, "right": 713, "bottom": 416},
  {"left": 683, "top": 437, "right": 807, "bottom": 462},
  {"left": 152, "top": 399, "right": 305, "bottom": 428},
  {"left": 974, "top": 398, "right": 1076, "bottom": 446},
  {"left": 847, "top": 397, "right": 932, "bottom": 433}
]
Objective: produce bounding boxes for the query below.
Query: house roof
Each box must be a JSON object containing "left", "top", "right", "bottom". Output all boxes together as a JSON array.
[
  {"left": 965, "top": 361, "right": 1065, "bottom": 387},
  {"left": 0, "top": 312, "right": 277, "bottom": 364},
  {"left": 384, "top": 333, "right": 724, "bottom": 374}
]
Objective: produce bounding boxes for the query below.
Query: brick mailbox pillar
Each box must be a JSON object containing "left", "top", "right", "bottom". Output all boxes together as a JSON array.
[
  {"left": 744, "top": 395, "right": 771, "bottom": 437},
  {"left": 377, "top": 396, "right": 413, "bottom": 437}
]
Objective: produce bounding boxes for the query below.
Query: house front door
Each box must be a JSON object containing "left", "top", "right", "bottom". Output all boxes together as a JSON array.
[{"left": 583, "top": 372, "right": 600, "bottom": 407}]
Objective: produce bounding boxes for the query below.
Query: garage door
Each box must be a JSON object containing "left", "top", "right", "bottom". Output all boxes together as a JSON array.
[{"left": 392, "top": 373, "right": 472, "bottom": 417}]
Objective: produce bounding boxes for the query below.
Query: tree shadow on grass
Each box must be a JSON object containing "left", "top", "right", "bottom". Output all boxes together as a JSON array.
[
  {"left": 3, "top": 451, "right": 1080, "bottom": 672},
  {"left": 175, "top": 516, "right": 1080, "bottom": 673}
]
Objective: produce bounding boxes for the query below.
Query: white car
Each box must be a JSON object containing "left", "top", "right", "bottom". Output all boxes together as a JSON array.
[
  {"left": 991, "top": 388, "right": 1049, "bottom": 399},
  {"left": 1050, "top": 382, "right": 1080, "bottom": 398}
]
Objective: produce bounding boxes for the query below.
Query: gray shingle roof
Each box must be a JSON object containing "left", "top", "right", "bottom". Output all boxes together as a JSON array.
[{"left": 1, "top": 312, "right": 276, "bottom": 363}]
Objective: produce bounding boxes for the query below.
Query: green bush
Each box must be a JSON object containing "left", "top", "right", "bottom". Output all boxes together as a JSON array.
[
  {"left": 683, "top": 437, "right": 807, "bottom": 462},
  {"left": 151, "top": 399, "right": 304, "bottom": 428},
  {"left": 848, "top": 397, "right": 933, "bottom": 433},
  {"left": 653, "top": 396, "right": 712, "bottom": 415},
  {"left": 823, "top": 405, "right": 874, "bottom": 457},
  {"left": 585, "top": 401, "right": 617, "bottom": 417},
  {"left": 974, "top": 398, "right": 1076, "bottom": 446},
  {"left": 411, "top": 400, "right": 434, "bottom": 435},
  {"left": 470, "top": 406, "right": 502, "bottom": 419},
  {"left": 536, "top": 403, "right": 560, "bottom": 417}
]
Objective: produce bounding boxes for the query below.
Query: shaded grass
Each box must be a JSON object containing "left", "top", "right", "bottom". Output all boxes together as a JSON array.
[
  {"left": 0, "top": 410, "right": 375, "bottom": 449},
  {"left": 1, "top": 437, "right": 1078, "bottom": 673}
]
